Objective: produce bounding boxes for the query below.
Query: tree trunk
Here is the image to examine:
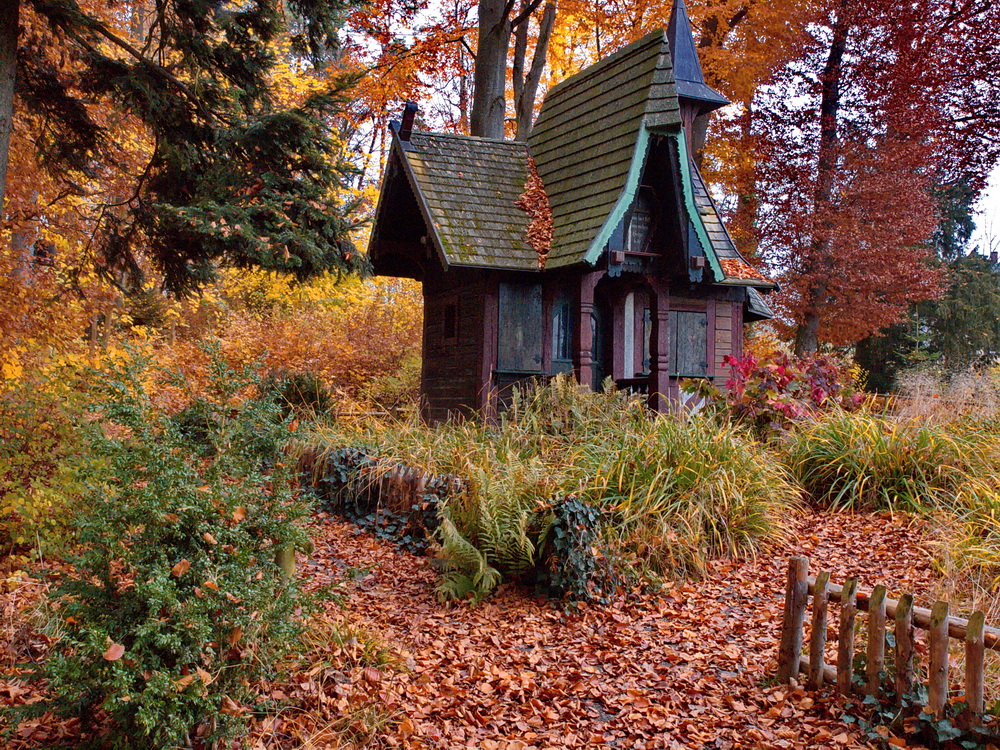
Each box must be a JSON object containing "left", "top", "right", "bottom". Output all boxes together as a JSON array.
[
  {"left": 793, "top": 3, "right": 850, "bottom": 356},
  {"left": 470, "top": 0, "right": 511, "bottom": 139},
  {"left": 0, "top": 0, "right": 19, "bottom": 223},
  {"left": 512, "top": 2, "right": 555, "bottom": 141},
  {"left": 793, "top": 309, "right": 822, "bottom": 356}
]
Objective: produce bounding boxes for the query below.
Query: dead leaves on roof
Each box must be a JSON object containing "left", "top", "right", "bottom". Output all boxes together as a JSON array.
[
  {"left": 515, "top": 157, "right": 553, "bottom": 269},
  {"left": 721, "top": 257, "right": 769, "bottom": 282}
]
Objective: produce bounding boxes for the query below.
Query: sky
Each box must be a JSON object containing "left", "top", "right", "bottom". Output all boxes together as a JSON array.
[{"left": 972, "top": 165, "right": 1000, "bottom": 256}]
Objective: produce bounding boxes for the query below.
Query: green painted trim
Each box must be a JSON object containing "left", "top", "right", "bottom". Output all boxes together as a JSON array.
[
  {"left": 582, "top": 126, "right": 652, "bottom": 265},
  {"left": 673, "top": 128, "right": 725, "bottom": 282}
]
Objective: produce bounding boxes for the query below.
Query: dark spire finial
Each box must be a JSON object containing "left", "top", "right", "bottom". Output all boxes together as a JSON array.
[{"left": 666, "top": 0, "right": 729, "bottom": 113}]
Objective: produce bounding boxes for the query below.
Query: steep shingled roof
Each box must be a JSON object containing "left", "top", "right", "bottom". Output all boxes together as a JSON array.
[
  {"left": 368, "top": 25, "right": 773, "bottom": 290},
  {"left": 397, "top": 130, "right": 535, "bottom": 270},
  {"left": 528, "top": 30, "right": 681, "bottom": 268}
]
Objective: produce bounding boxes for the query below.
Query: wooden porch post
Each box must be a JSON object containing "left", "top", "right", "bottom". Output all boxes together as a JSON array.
[
  {"left": 647, "top": 277, "right": 671, "bottom": 411},
  {"left": 575, "top": 272, "right": 601, "bottom": 389},
  {"left": 479, "top": 274, "right": 499, "bottom": 419}
]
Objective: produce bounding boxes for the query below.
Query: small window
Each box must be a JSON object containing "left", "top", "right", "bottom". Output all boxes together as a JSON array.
[
  {"left": 626, "top": 187, "right": 656, "bottom": 254},
  {"left": 670, "top": 311, "right": 708, "bottom": 377},
  {"left": 551, "top": 292, "right": 574, "bottom": 374},
  {"left": 443, "top": 300, "right": 458, "bottom": 341}
]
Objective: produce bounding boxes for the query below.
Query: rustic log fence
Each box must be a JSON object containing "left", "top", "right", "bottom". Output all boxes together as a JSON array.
[{"left": 778, "top": 556, "right": 999, "bottom": 722}]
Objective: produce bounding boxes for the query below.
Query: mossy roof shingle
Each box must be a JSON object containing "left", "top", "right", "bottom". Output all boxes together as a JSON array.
[
  {"left": 400, "top": 131, "right": 535, "bottom": 269},
  {"left": 528, "top": 30, "right": 680, "bottom": 268},
  {"left": 371, "top": 29, "right": 772, "bottom": 289}
]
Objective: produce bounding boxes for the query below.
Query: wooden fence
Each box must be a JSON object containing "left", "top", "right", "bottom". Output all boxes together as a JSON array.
[{"left": 777, "top": 556, "right": 999, "bottom": 722}]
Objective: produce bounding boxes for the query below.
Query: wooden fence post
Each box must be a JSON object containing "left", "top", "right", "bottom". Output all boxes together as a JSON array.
[
  {"left": 928, "top": 601, "right": 950, "bottom": 718},
  {"left": 808, "top": 571, "right": 831, "bottom": 689},
  {"left": 837, "top": 577, "right": 858, "bottom": 696},
  {"left": 965, "top": 610, "right": 985, "bottom": 723},
  {"left": 866, "top": 585, "right": 887, "bottom": 696},
  {"left": 895, "top": 593, "right": 915, "bottom": 700},
  {"left": 778, "top": 556, "right": 809, "bottom": 683}
]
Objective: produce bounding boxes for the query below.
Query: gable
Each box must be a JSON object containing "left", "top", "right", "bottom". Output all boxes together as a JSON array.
[
  {"left": 401, "top": 131, "right": 536, "bottom": 270},
  {"left": 528, "top": 30, "right": 680, "bottom": 269}
]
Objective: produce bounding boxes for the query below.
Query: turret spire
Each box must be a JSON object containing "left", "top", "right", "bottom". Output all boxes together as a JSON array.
[{"left": 666, "top": 0, "right": 729, "bottom": 114}]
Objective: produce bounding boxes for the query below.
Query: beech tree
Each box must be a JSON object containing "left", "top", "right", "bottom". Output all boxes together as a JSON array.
[
  {"left": 3, "top": 0, "right": 364, "bottom": 295},
  {"left": 470, "top": 0, "right": 556, "bottom": 139},
  {"left": 755, "top": 0, "right": 1000, "bottom": 353}
]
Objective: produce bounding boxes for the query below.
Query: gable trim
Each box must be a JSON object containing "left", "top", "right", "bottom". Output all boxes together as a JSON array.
[
  {"left": 582, "top": 126, "right": 653, "bottom": 265},
  {"left": 388, "top": 132, "right": 452, "bottom": 271},
  {"left": 673, "top": 128, "right": 725, "bottom": 282}
]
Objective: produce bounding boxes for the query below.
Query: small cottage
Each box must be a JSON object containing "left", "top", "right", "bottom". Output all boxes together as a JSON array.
[{"left": 368, "top": 0, "right": 775, "bottom": 422}]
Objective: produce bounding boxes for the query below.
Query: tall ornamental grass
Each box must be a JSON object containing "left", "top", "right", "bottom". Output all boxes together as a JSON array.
[
  {"left": 307, "top": 377, "right": 801, "bottom": 597},
  {"left": 585, "top": 416, "right": 800, "bottom": 575},
  {"left": 782, "top": 410, "right": 993, "bottom": 512}
]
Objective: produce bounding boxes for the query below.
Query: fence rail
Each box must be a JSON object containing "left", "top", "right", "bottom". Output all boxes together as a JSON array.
[{"left": 777, "top": 556, "right": 997, "bottom": 722}]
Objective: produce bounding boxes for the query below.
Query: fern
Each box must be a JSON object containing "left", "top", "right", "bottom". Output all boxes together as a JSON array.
[{"left": 434, "top": 516, "right": 501, "bottom": 602}]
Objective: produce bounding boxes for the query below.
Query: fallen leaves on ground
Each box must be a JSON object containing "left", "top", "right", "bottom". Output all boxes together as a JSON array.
[
  {"left": 292, "top": 508, "right": 936, "bottom": 748},
  {"left": 1, "top": 509, "right": 939, "bottom": 748}
]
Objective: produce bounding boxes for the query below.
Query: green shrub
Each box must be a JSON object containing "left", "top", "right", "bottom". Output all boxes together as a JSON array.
[
  {"left": 14, "top": 345, "right": 310, "bottom": 748},
  {"left": 0, "top": 369, "right": 89, "bottom": 557},
  {"left": 783, "top": 410, "right": 986, "bottom": 511},
  {"left": 262, "top": 368, "right": 333, "bottom": 416}
]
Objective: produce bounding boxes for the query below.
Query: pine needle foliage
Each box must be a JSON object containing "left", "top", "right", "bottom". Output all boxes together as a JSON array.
[{"left": 20, "top": 0, "right": 366, "bottom": 293}]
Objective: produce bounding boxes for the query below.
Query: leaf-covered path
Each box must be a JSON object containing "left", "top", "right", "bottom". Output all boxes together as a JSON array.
[{"left": 304, "top": 510, "right": 937, "bottom": 749}]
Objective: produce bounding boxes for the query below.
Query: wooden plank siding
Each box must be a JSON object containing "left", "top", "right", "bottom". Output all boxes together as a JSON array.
[
  {"left": 421, "top": 270, "right": 489, "bottom": 423},
  {"left": 714, "top": 300, "right": 732, "bottom": 382}
]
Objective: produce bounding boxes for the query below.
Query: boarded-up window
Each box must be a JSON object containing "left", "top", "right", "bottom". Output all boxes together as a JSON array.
[
  {"left": 498, "top": 282, "right": 543, "bottom": 372},
  {"left": 551, "top": 290, "right": 574, "bottom": 375},
  {"left": 670, "top": 311, "right": 708, "bottom": 377}
]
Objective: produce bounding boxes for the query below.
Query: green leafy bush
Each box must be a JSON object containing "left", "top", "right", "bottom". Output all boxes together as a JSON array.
[
  {"left": 262, "top": 368, "right": 333, "bottom": 417},
  {"left": 545, "top": 497, "right": 610, "bottom": 601},
  {"left": 0, "top": 369, "right": 89, "bottom": 557},
  {"left": 16, "top": 346, "right": 310, "bottom": 748}
]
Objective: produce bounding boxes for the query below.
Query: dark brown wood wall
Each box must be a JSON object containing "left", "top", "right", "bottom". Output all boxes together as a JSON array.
[{"left": 421, "top": 270, "right": 488, "bottom": 423}]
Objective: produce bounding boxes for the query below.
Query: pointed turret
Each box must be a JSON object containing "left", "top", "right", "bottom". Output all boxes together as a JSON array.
[{"left": 667, "top": 0, "right": 728, "bottom": 158}]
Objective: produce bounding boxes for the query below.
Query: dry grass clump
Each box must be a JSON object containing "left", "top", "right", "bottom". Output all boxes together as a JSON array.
[
  {"left": 306, "top": 377, "right": 801, "bottom": 595},
  {"left": 895, "top": 367, "right": 1000, "bottom": 424}
]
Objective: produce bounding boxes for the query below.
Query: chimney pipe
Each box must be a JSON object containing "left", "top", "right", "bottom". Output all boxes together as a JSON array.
[
  {"left": 399, "top": 102, "right": 418, "bottom": 142},
  {"left": 991, "top": 250, "right": 998, "bottom": 265}
]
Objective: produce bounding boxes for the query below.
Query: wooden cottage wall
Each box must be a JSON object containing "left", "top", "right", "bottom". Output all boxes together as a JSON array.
[
  {"left": 711, "top": 300, "right": 743, "bottom": 387},
  {"left": 421, "top": 270, "right": 488, "bottom": 423}
]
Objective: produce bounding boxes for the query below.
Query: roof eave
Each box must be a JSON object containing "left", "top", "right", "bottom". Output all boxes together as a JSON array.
[
  {"left": 389, "top": 130, "right": 452, "bottom": 272},
  {"left": 714, "top": 279, "right": 779, "bottom": 291}
]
